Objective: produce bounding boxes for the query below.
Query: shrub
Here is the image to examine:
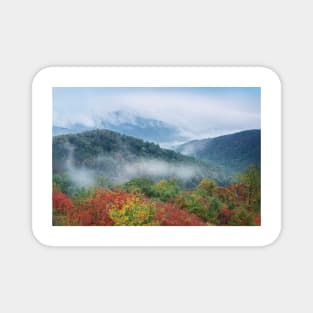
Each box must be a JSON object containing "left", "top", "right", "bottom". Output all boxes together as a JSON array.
[
  {"left": 53, "top": 190, "right": 73, "bottom": 214},
  {"left": 255, "top": 214, "right": 261, "bottom": 226},
  {"left": 196, "top": 178, "right": 217, "bottom": 197},
  {"left": 72, "top": 189, "right": 137, "bottom": 226},
  {"left": 229, "top": 209, "right": 255, "bottom": 226},
  {"left": 151, "top": 178, "right": 181, "bottom": 201},
  {"left": 217, "top": 206, "right": 234, "bottom": 225},
  {"left": 154, "top": 203, "right": 206, "bottom": 226},
  {"left": 174, "top": 192, "right": 222, "bottom": 224},
  {"left": 54, "top": 189, "right": 138, "bottom": 226},
  {"left": 239, "top": 164, "right": 261, "bottom": 211},
  {"left": 123, "top": 177, "right": 154, "bottom": 196},
  {"left": 213, "top": 186, "right": 236, "bottom": 203},
  {"left": 109, "top": 198, "right": 158, "bottom": 226},
  {"left": 53, "top": 174, "right": 77, "bottom": 197}
]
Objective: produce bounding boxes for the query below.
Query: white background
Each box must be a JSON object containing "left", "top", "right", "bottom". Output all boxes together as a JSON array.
[
  {"left": 32, "top": 67, "right": 281, "bottom": 247},
  {"left": 0, "top": 1, "right": 311, "bottom": 312}
]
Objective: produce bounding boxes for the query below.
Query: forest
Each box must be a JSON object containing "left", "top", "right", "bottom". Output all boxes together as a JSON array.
[
  {"left": 53, "top": 164, "right": 260, "bottom": 226},
  {"left": 53, "top": 129, "right": 260, "bottom": 226}
]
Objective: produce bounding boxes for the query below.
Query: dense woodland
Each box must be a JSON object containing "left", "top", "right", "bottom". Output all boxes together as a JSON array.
[
  {"left": 53, "top": 129, "right": 234, "bottom": 186},
  {"left": 53, "top": 165, "right": 260, "bottom": 226},
  {"left": 176, "top": 129, "right": 261, "bottom": 172},
  {"left": 53, "top": 129, "right": 261, "bottom": 226}
]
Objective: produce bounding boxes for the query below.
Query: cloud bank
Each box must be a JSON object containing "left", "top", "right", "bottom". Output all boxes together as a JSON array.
[{"left": 53, "top": 87, "right": 260, "bottom": 139}]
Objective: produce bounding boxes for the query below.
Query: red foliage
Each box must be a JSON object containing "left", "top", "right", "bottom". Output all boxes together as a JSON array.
[
  {"left": 215, "top": 187, "right": 237, "bottom": 203},
  {"left": 53, "top": 187, "right": 260, "bottom": 227},
  {"left": 53, "top": 190, "right": 73, "bottom": 213},
  {"left": 229, "top": 183, "right": 248, "bottom": 202},
  {"left": 154, "top": 203, "right": 206, "bottom": 226},
  {"left": 255, "top": 214, "right": 261, "bottom": 226},
  {"left": 78, "top": 210, "right": 93, "bottom": 226},
  {"left": 56, "top": 189, "right": 139, "bottom": 226},
  {"left": 85, "top": 189, "right": 136, "bottom": 211},
  {"left": 218, "top": 206, "right": 233, "bottom": 225}
]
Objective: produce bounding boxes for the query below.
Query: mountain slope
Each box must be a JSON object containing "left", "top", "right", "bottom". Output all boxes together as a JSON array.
[
  {"left": 176, "top": 129, "right": 260, "bottom": 172},
  {"left": 53, "top": 129, "right": 231, "bottom": 187}
]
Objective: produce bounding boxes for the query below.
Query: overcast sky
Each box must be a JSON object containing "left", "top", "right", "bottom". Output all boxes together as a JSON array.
[{"left": 53, "top": 87, "right": 260, "bottom": 139}]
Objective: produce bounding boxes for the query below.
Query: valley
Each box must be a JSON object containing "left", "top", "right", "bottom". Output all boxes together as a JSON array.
[{"left": 53, "top": 128, "right": 261, "bottom": 226}]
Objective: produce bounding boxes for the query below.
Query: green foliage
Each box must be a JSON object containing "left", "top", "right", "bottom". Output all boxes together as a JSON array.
[
  {"left": 73, "top": 186, "right": 97, "bottom": 203},
  {"left": 230, "top": 209, "right": 255, "bottom": 226},
  {"left": 95, "top": 176, "right": 115, "bottom": 189},
  {"left": 177, "top": 129, "right": 260, "bottom": 173},
  {"left": 109, "top": 199, "right": 158, "bottom": 226},
  {"left": 123, "top": 177, "right": 154, "bottom": 196},
  {"left": 52, "top": 129, "right": 261, "bottom": 226},
  {"left": 239, "top": 164, "right": 261, "bottom": 212},
  {"left": 53, "top": 174, "right": 77, "bottom": 196},
  {"left": 151, "top": 178, "right": 181, "bottom": 201},
  {"left": 53, "top": 174, "right": 98, "bottom": 200},
  {"left": 53, "top": 129, "right": 232, "bottom": 186},
  {"left": 174, "top": 192, "right": 222, "bottom": 223},
  {"left": 196, "top": 178, "right": 217, "bottom": 197},
  {"left": 53, "top": 129, "right": 194, "bottom": 168}
]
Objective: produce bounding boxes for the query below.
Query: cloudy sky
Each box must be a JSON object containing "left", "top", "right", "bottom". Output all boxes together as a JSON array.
[{"left": 53, "top": 87, "right": 260, "bottom": 139}]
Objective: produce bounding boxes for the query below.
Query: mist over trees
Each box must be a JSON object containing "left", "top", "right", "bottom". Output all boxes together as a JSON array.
[{"left": 52, "top": 129, "right": 261, "bottom": 226}]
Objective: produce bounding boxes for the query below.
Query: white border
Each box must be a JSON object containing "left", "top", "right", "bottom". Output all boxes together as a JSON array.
[{"left": 32, "top": 67, "right": 281, "bottom": 247}]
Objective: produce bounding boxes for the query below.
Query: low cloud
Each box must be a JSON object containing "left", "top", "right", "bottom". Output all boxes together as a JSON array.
[
  {"left": 121, "top": 159, "right": 201, "bottom": 182},
  {"left": 64, "top": 143, "right": 96, "bottom": 187},
  {"left": 62, "top": 144, "right": 202, "bottom": 187},
  {"left": 53, "top": 87, "right": 261, "bottom": 140}
]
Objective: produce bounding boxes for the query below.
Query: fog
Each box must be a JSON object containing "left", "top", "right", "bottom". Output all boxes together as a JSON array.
[
  {"left": 63, "top": 143, "right": 96, "bottom": 187},
  {"left": 121, "top": 159, "right": 202, "bottom": 182},
  {"left": 53, "top": 87, "right": 261, "bottom": 139},
  {"left": 62, "top": 144, "right": 203, "bottom": 188}
]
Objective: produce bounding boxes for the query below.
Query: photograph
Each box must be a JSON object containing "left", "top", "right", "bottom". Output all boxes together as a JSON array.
[{"left": 52, "top": 86, "right": 261, "bottom": 227}]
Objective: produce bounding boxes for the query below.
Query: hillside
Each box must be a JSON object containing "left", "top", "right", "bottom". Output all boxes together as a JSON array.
[
  {"left": 176, "top": 129, "right": 260, "bottom": 172},
  {"left": 53, "top": 129, "right": 231, "bottom": 187}
]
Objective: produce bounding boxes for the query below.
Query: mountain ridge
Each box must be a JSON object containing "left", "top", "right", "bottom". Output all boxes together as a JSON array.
[
  {"left": 53, "top": 110, "right": 186, "bottom": 144},
  {"left": 175, "top": 129, "right": 260, "bottom": 173},
  {"left": 53, "top": 128, "right": 231, "bottom": 187}
]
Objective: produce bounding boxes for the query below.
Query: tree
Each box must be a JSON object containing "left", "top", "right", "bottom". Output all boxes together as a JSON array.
[
  {"left": 196, "top": 178, "right": 217, "bottom": 197},
  {"left": 239, "top": 164, "right": 260, "bottom": 211}
]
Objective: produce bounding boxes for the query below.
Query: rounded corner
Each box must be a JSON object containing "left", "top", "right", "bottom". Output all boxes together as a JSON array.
[
  {"left": 31, "top": 225, "right": 54, "bottom": 248},
  {"left": 258, "top": 66, "right": 282, "bottom": 88},
  {"left": 32, "top": 66, "right": 56, "bottom": 88},
  {"left": 260, "top": 224, "right": 282, "bottom": 247}
]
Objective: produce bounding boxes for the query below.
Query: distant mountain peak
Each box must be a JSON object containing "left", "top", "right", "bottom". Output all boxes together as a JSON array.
[{"left": 54, "top": 110, "right": 187, "bottom": 144}]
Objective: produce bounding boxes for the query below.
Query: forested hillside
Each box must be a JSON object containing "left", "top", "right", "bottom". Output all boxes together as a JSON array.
[
  {"left": 53, "top": 129, "right": 261, "bottom": 227},
  {"left": 53, "top": 129, "right": 231, "bottom": 186},
  {"left": 176, "top": 129, "right": 260, "bottom": 172}
]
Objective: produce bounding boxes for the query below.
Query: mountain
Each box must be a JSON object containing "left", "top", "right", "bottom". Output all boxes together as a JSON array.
[
  {"left": 53, "top": 111, "right": 186, "bottom": 144},
  {"left": 53, "top": 129, "right": 231, "bottom": 187},
  {"left": 99, "top": 111, "right": 186, "bottom": 144},
  {"left": 176, "top": 129, "right": 260, "bottom": 172}
]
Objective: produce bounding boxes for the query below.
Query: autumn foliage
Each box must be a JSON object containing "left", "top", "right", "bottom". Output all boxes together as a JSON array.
[
  {"left": 53, "top": 188, "right": 205, "bottom": 226},
  {"left": 53, "top": 166, "right": 261, "bottom": 226},
  {"left": 53, "top": 190, "right": 73, "bottom": 213}
]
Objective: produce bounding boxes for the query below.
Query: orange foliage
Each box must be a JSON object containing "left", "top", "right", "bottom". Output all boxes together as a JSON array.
[
  {"left": 53, "top": 182, "right": 260, "bottom": 226},
  {"left": 154, "top": 203, "right": 206, "bottom": 226},
  {"left": 218, "top": 206, "right": 234, "bottom": 225},
  {"left": 53, "top": 190, "right": 73, "bottom": 213},
  {"left": 69, "top": 189, "right": 135, "bottom": 226},
  {"left": 255, "top": 214, "right": 261, "bottom": 226}
]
